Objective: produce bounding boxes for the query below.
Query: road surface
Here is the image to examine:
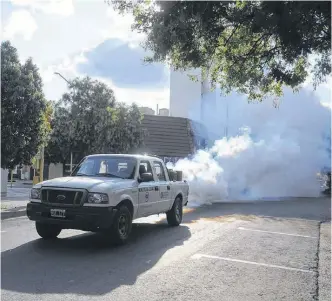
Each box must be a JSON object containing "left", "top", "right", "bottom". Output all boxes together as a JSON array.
[{"left": 1, "top": 197, "right": 331, "bottom": 301}]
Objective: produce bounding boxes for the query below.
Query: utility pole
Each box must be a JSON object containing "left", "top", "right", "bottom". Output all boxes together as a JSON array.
[{"left": 54, "top": 72, "right": 73, "bottom": 173}]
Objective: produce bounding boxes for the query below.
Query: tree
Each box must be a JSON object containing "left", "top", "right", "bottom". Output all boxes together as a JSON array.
[
  {"left": 45, "top": 77, "right": 144, "bottom": 167},
  {"left": 1, "top": 41, "right": 48, "bottom": 169},
  {"left": 110, "top": 1, "right": 331, "bottom": 100}
]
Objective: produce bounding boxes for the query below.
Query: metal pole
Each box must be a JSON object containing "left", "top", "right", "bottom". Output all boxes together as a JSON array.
[
  {"left": 55, "top": 72, "right": 73, "bottom": 175},
  {"left": 225, "top": 98, "right": 229, "bottom": 138},
  {"left": 39, "top": 146, "right": 44, "bottom": 182},
  {"left": 54, "top": 72, "right": 70, "bottom": 84},
  {"left": 70, "top": 151, "right": 73, "bottom": 173}
]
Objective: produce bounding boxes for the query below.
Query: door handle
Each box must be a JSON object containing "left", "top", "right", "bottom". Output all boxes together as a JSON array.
[
  {"left": 167, "top": 185, "right": 170, "bottom": 190},
  {"left": 155, "top": 186, "right": 159, "bottom": 191}
]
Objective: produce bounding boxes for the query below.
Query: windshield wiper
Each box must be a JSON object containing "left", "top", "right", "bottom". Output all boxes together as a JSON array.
[
  {"left": 96, "top": 173, "right": 125, "bottom": 179},
  {"left": 75, "top": 173, "right": 89, "bottom": 176}
]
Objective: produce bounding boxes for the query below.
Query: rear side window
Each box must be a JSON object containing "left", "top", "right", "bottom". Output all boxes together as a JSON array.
[{"left": 153, "top": 161, "right": 166, "bottom": 181}]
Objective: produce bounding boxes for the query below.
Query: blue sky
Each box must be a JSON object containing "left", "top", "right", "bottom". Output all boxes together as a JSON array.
[
  {"left": 78, "top": 39, "right": 167, "bottom": 89},
  {"left": 1, "top": 0, "right": 170, "bottom": 108}
]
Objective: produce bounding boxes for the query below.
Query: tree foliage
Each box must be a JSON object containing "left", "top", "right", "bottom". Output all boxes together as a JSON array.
[
  {"left": 45, "top": 77, "right": 144, "bottom": 165},
  {"left": 1, "top": 41, "right": 49, "bottom": 169},
  {"left": 111, "top": 1, "right": 331, "bottom": 100}
]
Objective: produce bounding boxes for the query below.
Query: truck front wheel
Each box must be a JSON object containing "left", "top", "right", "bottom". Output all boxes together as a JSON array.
[
  {"left": 167, "top": 197, "right": 183, "bottom": 226},
  {"left": 36, "top": 222, "right": 62, "bottom": 239},
  {"left": 109, "top": 205, "right": 132, "bottom": 245}
]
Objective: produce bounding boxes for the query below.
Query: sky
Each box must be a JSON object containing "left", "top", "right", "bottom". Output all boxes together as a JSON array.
[
  {"left": 1, "top": 0, "right": 331, "bottom": 112},
  {"left": 1, "top": 0, "right": 170, "bottom": 109}
]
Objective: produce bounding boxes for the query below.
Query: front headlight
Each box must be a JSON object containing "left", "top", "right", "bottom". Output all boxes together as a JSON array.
[
  {"left": 30, "top": 188, "right": 41, "bottom": 199},
  {"left": 87, "top": 193, "right": 109, "bottom": 204}
]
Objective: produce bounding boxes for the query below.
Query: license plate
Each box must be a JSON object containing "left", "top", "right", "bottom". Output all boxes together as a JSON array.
[{"left": 50, "top": 209, "right": 66, "bottom": 218}]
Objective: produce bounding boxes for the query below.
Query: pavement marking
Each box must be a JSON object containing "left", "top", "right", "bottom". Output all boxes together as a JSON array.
[
  {"left": 1, "top": 231, "right": 6, "bottom": 233},
  {"left": 191, "top": 254, "right": 316, "bottom": 274},
  {"left": 237, "top": 226, "right": 317, "bottom": 238}
]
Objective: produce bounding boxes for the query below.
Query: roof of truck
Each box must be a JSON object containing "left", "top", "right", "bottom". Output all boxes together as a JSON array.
[{"left": 86, "top": 154, "right": 162, "bottom": 161}]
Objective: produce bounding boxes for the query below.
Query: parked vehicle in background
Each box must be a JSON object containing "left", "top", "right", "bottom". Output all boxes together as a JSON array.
[{"left": 26, "top": 154, "right": 189, "bottom": 244}]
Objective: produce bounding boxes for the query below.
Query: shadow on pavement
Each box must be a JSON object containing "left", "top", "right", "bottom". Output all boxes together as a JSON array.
[{"left": 1, "top": 222, "right": 191, "bottom": 296}]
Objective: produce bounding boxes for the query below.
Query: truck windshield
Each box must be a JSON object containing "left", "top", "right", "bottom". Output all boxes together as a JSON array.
[{"left": 71, "top": 156, "right": 137, "bottom": 179}]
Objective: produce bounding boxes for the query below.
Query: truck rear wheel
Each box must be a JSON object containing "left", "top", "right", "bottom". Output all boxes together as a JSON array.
[
  {"left": 109, "top": 205, "right": 132, "bottom": 245},
  {"left": 167, "top": 197, "right": 183, "bottom": 226},
  {"left": 36, "top": 222, "right": 62, "bottom": 239}
]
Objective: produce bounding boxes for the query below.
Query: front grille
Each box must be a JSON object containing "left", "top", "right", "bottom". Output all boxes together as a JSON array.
[{"left": 41, "top": 189, "right": 83, "bottom": 206}]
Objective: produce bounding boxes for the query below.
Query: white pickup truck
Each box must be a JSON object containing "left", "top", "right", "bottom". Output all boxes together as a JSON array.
[{"left": 27, "top": 154, "right": 189, "bottom": 244}]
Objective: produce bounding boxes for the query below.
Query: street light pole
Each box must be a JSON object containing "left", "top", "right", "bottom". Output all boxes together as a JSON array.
[
  {"left": 54, "top": 72, "right": 73, "bottom": 174},
  {"left": 54, "top": 72, "right": 70, "bottom": 84}
]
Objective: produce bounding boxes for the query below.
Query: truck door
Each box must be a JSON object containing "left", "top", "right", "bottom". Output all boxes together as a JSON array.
[
  {"left": 153, "top": 160, "right": 172, "bottom": 213},
  {"left": 137, "top": 160, "right": 160, "bottom": 217}
]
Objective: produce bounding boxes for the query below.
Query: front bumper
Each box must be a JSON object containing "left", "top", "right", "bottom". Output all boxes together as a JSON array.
[{"left": 26, "top": 202, "right": 117, "bottom": 231}]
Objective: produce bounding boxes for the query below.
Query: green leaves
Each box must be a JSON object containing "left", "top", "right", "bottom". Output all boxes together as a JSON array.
[
  {"left": 45, "top": 77, "right": 144, "bottom": 165},
  {"left": 110, "top": 1, "right": 331, "bottom": 100},
  {"left": 1, "top": 41, "right": 49, "bottom": 169}
]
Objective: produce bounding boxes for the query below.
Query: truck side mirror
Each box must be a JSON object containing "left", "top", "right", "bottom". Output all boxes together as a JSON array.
[{"left": 139, "top": 172, "right": 154, "bottom": 182}]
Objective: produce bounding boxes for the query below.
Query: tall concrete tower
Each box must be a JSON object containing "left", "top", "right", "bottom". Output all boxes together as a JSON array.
[
  {"left": 169, "top": 67, "right": 202, "bottom": 121},
  {"left": 169, "top": 67, "right": 216, "bottom": 123}
]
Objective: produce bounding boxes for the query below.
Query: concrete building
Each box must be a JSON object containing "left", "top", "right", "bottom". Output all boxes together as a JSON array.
[
  {"left": 1, "top": 169, "right": 8, "bottom": 196},
  {"left": 139, "top": 106, "right": 155, "bottom": 115},
  {"left": 135, "top": 69, "right": 212, "bottom": 162},
  {"left": 138, "top": 114, "right": 208, "bottom": 164},
  {"left": 48, "top": 163, "right": 64, "bottom": 179},
  {"left": 158, "top": 108, "right": 169, "bottom": 116},
  {"left": 169, "top": 67, "right": 217, "bottom": 122},
  {"left": 169, "top": 67, "right": 219, "bottom": 144},
  {"left": 169, "top": 68, "right": 201, "bottom": 120}
]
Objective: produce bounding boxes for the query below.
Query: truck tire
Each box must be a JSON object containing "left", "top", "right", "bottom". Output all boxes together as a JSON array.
[
  {"left": 36, "top": 222, "right": 62, "bottom": 239},
  {"left": 167, "top": 197, "right": 183, "bottom": 226},
  {"left": 109, "top": 205, "right": 132, "bottom": 245}
]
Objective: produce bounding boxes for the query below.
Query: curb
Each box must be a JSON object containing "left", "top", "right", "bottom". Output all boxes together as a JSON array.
[
  {"left": 318, "top": 221, "right": 331, "bottom": 301},
  {"left": 1, "top": 208, "right": 26, "bottom": 220}
]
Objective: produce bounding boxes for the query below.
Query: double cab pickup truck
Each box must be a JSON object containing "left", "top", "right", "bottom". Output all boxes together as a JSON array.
[{"left": 27, "top": 154, "right": 189, "bottom": 244}]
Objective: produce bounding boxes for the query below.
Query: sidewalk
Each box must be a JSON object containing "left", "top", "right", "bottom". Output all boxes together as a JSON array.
[
  {"left": 7, "top": 179, "right": 33, "bottom": 188},
  {"left": 318, "top": 221, "right": 331, "bottom": 301},
  {"left": 1, "top": 185, "right": 30, "bottom": 220}
]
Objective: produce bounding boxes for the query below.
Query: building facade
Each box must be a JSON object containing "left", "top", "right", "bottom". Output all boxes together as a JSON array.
[
  {"left": 169, "top": 67, "right": 220, "bottom": 147},
  {"left": 139, "top": 106, "right": 155, "bottom": 115},
  {"left": 158, "top": 108, "right": 169, "bottom": 116}
]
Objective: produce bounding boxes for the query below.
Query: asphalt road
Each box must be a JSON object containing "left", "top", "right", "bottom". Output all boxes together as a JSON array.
[{"left": 1, "top": 198, "right": 331, "bottom": 301}]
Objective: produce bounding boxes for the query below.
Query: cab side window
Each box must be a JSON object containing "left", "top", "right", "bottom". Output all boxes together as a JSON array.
[
  {"left": 153, "top": 161, "right": 166, "bottom": 181},
  {"left": 99, "top": 160, "right": 107, "bottom": 173},
  {"left": 139, "top": 160, "right": 153, "bottom": 181}
]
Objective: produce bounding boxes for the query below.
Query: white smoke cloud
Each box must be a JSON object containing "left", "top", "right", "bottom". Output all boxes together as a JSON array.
[{"left": 171, "top": 85, "right": 331, "bottom": 205}]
